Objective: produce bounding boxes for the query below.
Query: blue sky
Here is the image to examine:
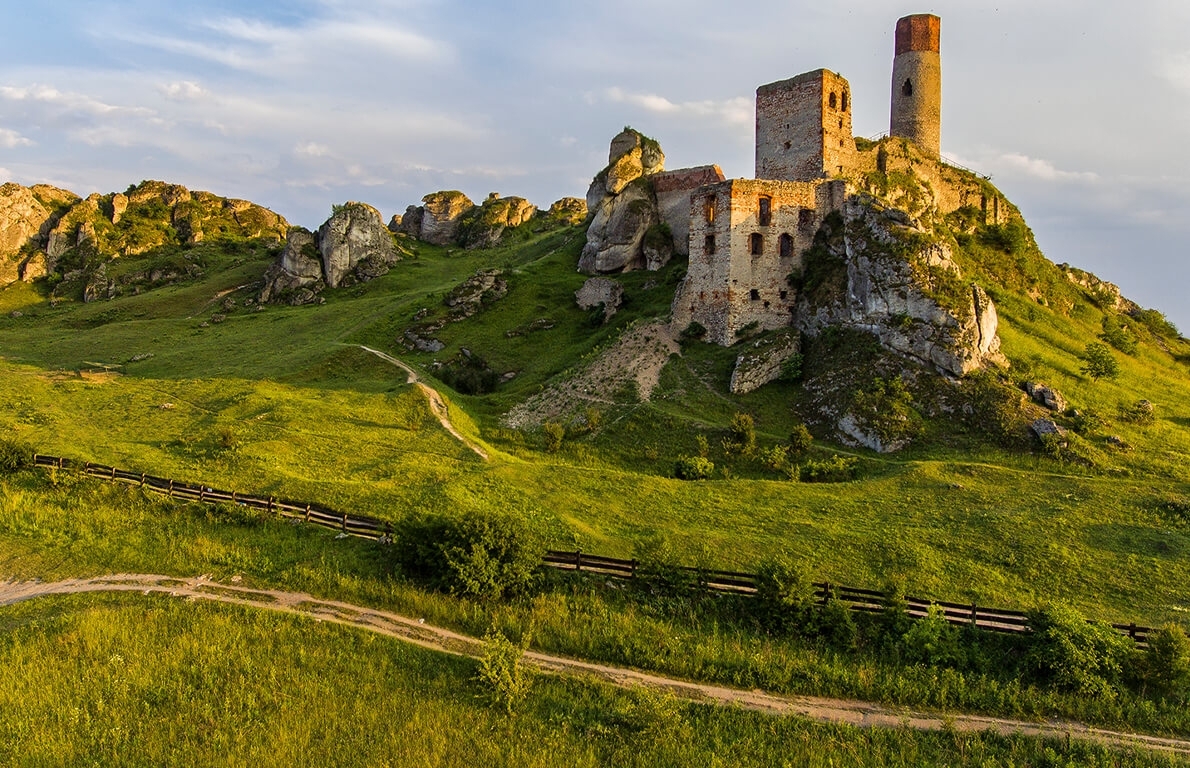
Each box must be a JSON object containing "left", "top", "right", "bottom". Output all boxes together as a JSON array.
[{"left": 3, "top": 0, "right": 1189, "bottom": 328}]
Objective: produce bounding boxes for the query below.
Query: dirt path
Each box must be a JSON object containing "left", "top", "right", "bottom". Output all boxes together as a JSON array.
[
  {"left": 2, "top": 574, "right": 1187, "bottom": 757},
  {"left": 354, "top": 345, "right": 488, "bottom": 460}
]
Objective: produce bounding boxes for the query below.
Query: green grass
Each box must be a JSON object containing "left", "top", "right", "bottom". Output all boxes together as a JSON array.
[
  {"left": 0, "top": 592, "right": 1183, "bottom": 767},
  {"left": 2, "top": 226, "right": 1190, "bottom": 628},
  {"left": 1, "top": 470, "right": 1187, "bottom": 740}
]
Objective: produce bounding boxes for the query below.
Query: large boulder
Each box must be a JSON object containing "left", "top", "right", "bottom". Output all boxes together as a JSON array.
[
  {"left": 1025, "top": 382, "right": 1067, "bottom": 412},
  {"left": 579, "top": 129, "right": 668, "bottom": 275},
  {"left": 418, "top": 191, "right": 475, "bottom": 245},
  {"left": 579, "top": 180, "right": 659, "bottom": 274},
  {"left": 575, "top": 276, "right": 624, "bottom": 323},
  {"left": 318, "top": 202, "right": 400, "bottom": 288}
]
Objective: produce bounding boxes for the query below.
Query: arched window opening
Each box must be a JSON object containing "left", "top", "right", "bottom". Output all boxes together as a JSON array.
[
  {"left": 841, "top": 91, "right": 849, "bottom": 111},
  {"left": 705, "top": 196, "right": 715, "bottom": 223},
  {"left": 750, "top": 289, "right": 761, "bottom": 301},
  {"left": 828, "top": 92, "right": 838, "bottom": 109},
  {"left": 758, "top": 196, "right": 772, "bottom": 226},
  {"left": 779, "top": 233, "right": 794, "bottom": 259},
  {"left": 750, "top": 233, "right": 763, "bottom": 256},
  {"left": 705, "top": 234, "right": 716, "bottom": 255},
  {"left": 902, "top": 78, "right": 914, "bottom": 97}
]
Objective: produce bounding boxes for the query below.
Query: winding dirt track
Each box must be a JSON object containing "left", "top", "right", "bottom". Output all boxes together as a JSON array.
[
  {"left": 354, "top": 345, "right": 489, "bottom": 460},
  {"left": 2, "top": 574, "right": 1188, "bottom": 757}
]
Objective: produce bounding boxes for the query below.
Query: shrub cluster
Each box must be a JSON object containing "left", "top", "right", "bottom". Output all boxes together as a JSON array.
[
  {"left": 391, "top": 508, "right": 545, "bottom": 601},
  {"left": 0, "top": 438, "right": 34, "bottom": 473}
]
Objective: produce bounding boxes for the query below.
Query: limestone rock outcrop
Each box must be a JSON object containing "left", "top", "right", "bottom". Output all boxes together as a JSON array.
[
  {"left": 457, "top": 194, "right": 537, "bottom": 249},
  {"left": 545, "top": 197, "right": 588, "bottom": 226},
  {"left": 795, "top": 197, "right": 1005, "bottom": 378},
  {"left": 729, "top": 329, "right": 801, "bottom": 395},
  {"left": 579, "top": 129, "right": 668, "bottom": 275},
  {"left": 575, "top": 277, "right": 624, "bottom": 323},
  {"left": 261, "top": 203, "right": 401, "bottom": 304},
  {"left": 444, "top": 269, "right": 507, "bottom": 319},
  {"left": 318, "top": 202, "right": 400, "bottom": 288},
  {"left": 1025, "top": 382, "right": 1067, "bottom": 412},
  {"left": 417, "top": 191, "right": 475, "bottom": 246}
]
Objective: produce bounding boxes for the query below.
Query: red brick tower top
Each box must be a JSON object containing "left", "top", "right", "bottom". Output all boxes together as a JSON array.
[{"left": 895, "top": 14, "right": 941, "bottom": 55}]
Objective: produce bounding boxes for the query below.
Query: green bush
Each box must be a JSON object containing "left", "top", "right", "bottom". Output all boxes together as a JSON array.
[
  {"left": 632, "top": 533, "right": 696, "bottom": 598},
  {"left": 1027, "top": 604, "right": 1136, "bottom": 699},
  {"left": 723, "top": 412, "right": 756, "bottom": 455},
  {"left": 477, "top": 626, "right": 532, "bottom": 714},
  {"left": 901, "top": 604, "right": 964, "bottom": 667},
  {"left": 753, "top": 553, "right": 816, "bottom": 635},
  {"left": 1137, "top": 624, "right": 1190, "bottom": 701},
  {"left": 392, "top": 509, "right": 545, "bottom": 601},
  {"left": 1133, "top": 308, "right": 1180, "bottom": 339},
  {"left": 674, "top": 456, "right": 714, "bottom": 480},
  {"left": 812, "top": 590, "right": 858, "bottom": 651},
  {"left": 679, "top": 321, "right": 706, "bottom": 342},
  {"left": 800, "top": 454, "right": 858, "bottom": 483},
  {"left": 0, "top": 438, "right": 34, "bottom": 473},
  {"left": 849, "top": 377, "right": 923, "bottom": 447},
  {"left": 1080, "top": 342, "right": 1119, "bottom": 381},
  {"left": 542, "top": 422, "right": 565, "bottom": 453},
  {"left": 788, "top": 423, "right": 813, "bottom": 457},
  {"left": 757, "top": 444, "right": 789, "bottom": 472},
  {"left": 1100, "top": 315, "right": 1138, "bottom": 355}
]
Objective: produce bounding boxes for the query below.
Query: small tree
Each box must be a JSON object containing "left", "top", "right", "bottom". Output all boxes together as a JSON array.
[
  {"left": 788, "top": 423, "right": 813, "bottom": 457},
  {"left": 724, "top": 412, "right": 756, "bottom": 455},
  {"left": 1027, "top": 603, "right": 1136, "bottom": 698},
  {"left": 1080, "top": 342, "right": 1119, "bottom": 381},
  {"left": 541, "top": 422, "right": 564, "bottom": 453},
  {"left": 477, "top": 627, "right": 532, "bottom": 715},
  {"left": 1138, "top": 624, "right": 1190, "bottom": 701}
]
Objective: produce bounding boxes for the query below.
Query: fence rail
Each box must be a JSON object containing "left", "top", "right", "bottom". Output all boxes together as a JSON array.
[{"left": 32, "top": 454, "right": 1155, "bottom": 645}]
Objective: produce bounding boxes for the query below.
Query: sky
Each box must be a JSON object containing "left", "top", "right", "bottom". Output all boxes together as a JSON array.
[{"left": 2, "top": 0, "right": 1188, "bottom": 328}]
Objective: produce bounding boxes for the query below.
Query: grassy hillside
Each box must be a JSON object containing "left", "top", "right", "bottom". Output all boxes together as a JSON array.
[{"left": 1, "top": 214, "right": 1189, "bottom": 628}]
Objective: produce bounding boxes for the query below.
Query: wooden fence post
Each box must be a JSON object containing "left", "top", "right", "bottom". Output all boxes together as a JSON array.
[
  {"left": 199, "top": 487, "right": 205, "bottom": 502},
  {"left": 111, "top": 466, "right": 116, "bottom": 480},
  {"left": 970, "top": 603, "right": 978, "bottom": 627},
  {"left": 575, "top": 550, "right": 582, "bottom": 573},
  {"left": 268, "top": 497, "right": 274, "bottom": 514},
  {"left": 341, "top": 513, "right": 348, "bottom": 532},
  {"left": 168, "top": 480, "right": 174, "bottom": 498},
  {"left": 305, "top": 505, "right": 311, "bottom": 522},
  {"left": 140, "top": 473, "right": 146, "bottom": 487},
  {"left": 822, "top": 581, "right": 831, "bottom": 605},
  {"left": 630, "top": 559, "right": 638, "bottom": 579}
]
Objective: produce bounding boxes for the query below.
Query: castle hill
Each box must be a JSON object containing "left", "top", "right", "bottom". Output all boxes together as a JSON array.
[{"left": 0, "top": 7, "right": 1188, "bottom": 766}]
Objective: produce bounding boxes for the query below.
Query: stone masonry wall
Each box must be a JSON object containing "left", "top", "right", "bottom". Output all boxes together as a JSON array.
[
  {"left": 651, "top": 165, "right": 725, "bottom": 256},
  {"left": 672, "top": 178, "right": 845, "bottom": 344},
  {"left": 756, "top": 69, "right": 855, "bottom": 182}
]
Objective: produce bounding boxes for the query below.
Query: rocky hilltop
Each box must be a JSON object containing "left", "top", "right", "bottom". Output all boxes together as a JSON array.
[{"left": 0, "top": 180, "right": 287, "bottom": 301}]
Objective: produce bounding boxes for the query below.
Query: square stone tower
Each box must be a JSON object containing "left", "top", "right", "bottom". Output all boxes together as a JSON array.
[{"left": 755, "top": 69, "right": 855, "bottom": 182}]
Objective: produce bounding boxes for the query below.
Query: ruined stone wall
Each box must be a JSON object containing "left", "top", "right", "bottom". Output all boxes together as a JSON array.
[
  {"left": 756, "top": 69, "right": 855, "bottom": 182},
  {"left": 651, "top": 165, "right": 725, "bottom": 256},
  {"left": 672, "top": 178, "right": 845, "bottom": 345},
  {"left": 850, "top": 140, "right": 1012, "bottom": 225}
]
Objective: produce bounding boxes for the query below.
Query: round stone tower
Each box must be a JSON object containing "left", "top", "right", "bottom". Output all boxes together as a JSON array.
[{"left": 889, "top": 13, "right": 941, "bottom": 157}]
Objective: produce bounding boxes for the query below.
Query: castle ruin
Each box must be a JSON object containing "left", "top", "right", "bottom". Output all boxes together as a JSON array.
[{"left": 669, "top": 13, "right": 1006, "bottom": 348}]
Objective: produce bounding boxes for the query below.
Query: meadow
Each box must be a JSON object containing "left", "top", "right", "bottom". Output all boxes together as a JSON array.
[{"left": 2, "top": 217, "right": 1190, "bottom": 761}]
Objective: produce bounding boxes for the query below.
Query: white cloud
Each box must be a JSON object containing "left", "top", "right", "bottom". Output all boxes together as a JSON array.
[
  {"left": 0, "top": 128, "right": 33, "bottom": 148},
  {"left": 295, "top": 142, "right": 331, "bottom": 157},
  {"left": 604, "top": 87, "right": 751, "bottom": 125},
  {"left": 1158, "top": 50, "right": 1190, "bottom": 91},
  {"left": 991, "top": 153, "right": 1099, "bottom": 183},
  {"left": 161, "top": 81, "right": 208, "bottom": 100},
  {"left": 0, "top": 85, "right": 153, "bottom": 118}
]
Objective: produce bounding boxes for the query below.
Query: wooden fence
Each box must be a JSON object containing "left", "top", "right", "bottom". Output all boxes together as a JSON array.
[{"left": 33, "top": 453, "right": 1155, "bottom": 645}]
